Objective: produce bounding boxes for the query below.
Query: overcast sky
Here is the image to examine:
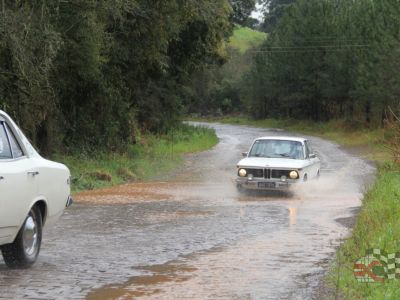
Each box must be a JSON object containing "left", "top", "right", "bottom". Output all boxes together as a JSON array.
[{"left": 251, "top": 3, "right": 264, "bottom": 21}]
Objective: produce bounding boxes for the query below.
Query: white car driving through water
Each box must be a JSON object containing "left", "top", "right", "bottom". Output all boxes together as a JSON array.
[
  {"left": 0, "top": 110, "right": 72, "bottom": 268},
  {"left": 236, "top": 136, "right": 320, "bottom": 191}
]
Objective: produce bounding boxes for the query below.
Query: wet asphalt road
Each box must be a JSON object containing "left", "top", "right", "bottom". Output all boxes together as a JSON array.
[{"left": 0, "top": 123, "right": 375, "bottom": 300}]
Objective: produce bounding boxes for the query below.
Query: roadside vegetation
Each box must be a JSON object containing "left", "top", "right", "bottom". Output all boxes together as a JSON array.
[
  {"left": 55, "top": 125, "right": 218, "bottom": 193},
  {"left": 324, "top": 113, "right": 400, "bottom": 299},
  {"left": 0, "top": 1, "right": 235, "bottom": 155},
  {"left": 0, "top": 0, "right": 252, "bottom": 192},
  {"left": 328, "top": 163, "right": 400, "bottom": 299}
]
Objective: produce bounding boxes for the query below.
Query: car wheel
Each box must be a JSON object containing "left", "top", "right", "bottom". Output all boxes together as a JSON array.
[
  {"left": 1, "top": 206, "right": 42, "bottom": 268},
  {"left": 303, "top": 174, "right": 308, "bottom": 182},
  {"left": 317, "top": 170, "right": 320, "bottom": 179}
]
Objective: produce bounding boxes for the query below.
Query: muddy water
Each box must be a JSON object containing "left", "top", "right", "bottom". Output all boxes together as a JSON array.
[{"left": 0, "top": 123, "right": 374, "bottom": 300}]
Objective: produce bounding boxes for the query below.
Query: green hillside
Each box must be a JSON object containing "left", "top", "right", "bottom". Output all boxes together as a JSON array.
[{"left": 228, "top": 26, "right": 267, "bottom": 53}]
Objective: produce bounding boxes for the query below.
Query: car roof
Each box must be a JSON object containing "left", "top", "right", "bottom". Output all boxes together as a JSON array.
[
  {"left": 255, "top": 136, "right": 306, "bottom": 143},
  {"left": 0, "top": 110, "right": 8, "bottom": 117},
  {"left": 0, "top": 110, "right": 6, "bottom": 121}
]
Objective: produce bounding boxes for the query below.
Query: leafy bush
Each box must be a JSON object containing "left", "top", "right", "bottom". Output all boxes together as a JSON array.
[{"left": 385, "top": 107, "right": 400, "bottom": 165}]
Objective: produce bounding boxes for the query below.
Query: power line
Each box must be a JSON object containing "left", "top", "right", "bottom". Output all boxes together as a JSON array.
[
  {"left": 250, "top": 44, "right": 371, "bottom": 53},
  {"left": 251, "top": 49, "right": 370, "bottom": 53},
  {"left": 256, "top": 44, "right": 370, "bottom": 50}
]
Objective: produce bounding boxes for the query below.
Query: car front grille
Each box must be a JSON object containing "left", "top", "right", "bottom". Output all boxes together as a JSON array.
[
  {"left": 240, "top": 168, "right": 295, "bottom": 179},
  {"left": 245, "top": 168, "right": 264, "bottom": 178},
  {"left": 271, "top": 169, "right": 291, "bottom": 178}
]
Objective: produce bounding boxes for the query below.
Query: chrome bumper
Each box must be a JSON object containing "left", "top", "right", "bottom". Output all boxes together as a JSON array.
[
  {"left": 236, "top": 177, "right": 296, "bottom": 190},
  {"left": 66, "top": 196, "right": 74, "bottom": 208}
]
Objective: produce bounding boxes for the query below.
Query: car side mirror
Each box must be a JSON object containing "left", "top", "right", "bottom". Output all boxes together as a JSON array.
[
  {"left": 309, "top": 153, "right": 317, "bottom": 159},
  {"left": 242, "top": 152, "right": 248, "bottom": 157}
]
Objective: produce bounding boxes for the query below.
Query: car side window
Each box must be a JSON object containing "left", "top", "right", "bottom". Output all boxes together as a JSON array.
[
  {"left": 0, "top": 122, "right": 12, "bottom": 159},
  {"left": 5, "top": 123, "right": 24, "bottom": 158},
  {"left": 304, "top": 141, "right": 312, "bottom": 158}
]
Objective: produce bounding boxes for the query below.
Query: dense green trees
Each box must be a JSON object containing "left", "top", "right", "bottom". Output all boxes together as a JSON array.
[
  {"left": 0, "top": 0, "right": 232, "bottom": 153},
  {"left": 243, "top": 0, "right": 400, "bottom": 126},
  {"left": 230, "top": 0, "right": 257, "bottom": 25},
  {"left": 260, "top": 0, "right": 297, "bottom": 32},
  {"left": 0, "top": 2, "right": 61, "bottom": 153},
  {"left": 2, "top": 0, "right": 397, "bottom": 155}
]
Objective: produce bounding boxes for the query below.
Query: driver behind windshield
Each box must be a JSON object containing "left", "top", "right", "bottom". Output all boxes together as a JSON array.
[
  {"left": 289, "top": 142, "right": 304, "bottom": 159},
  {"left": 250, "top": 140, "right": 303, "bottom": 159}
]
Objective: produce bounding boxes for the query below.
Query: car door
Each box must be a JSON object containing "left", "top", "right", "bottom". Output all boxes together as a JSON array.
[{"left": 0, "top": 120, "right": 38, "bottom": 243}]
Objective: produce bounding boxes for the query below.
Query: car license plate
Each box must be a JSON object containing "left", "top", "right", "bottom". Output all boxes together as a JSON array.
[{"left": 258, "top": 182, "right": 276, "bottom": 188}]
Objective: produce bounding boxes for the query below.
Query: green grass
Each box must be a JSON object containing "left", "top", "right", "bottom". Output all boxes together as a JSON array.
[
  {"left": 228, "top": 26, "right": 267, "bottom": 53},
  {"left": 327, "top": 164, "right": 400, "bottom": 299},
  {"left": 53, "top": 124, "right": 218, "bottom": 193}
]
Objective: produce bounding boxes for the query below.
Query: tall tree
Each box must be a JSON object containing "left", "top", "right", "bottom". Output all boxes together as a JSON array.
[
  {"left": 0, "top": 0, "right": 233, "bottom": 153},
  {"left": 230, "top": 0, "right": 257, "bottom": 25},
  {"left": 0, "top": 1, "right": 62, "bottom": 153},
  {"left": 260, "top": 0, "right": 296, "bottom": 32},
  {"left": 242, "top": 0, "right": 400, "bottom": 125}
]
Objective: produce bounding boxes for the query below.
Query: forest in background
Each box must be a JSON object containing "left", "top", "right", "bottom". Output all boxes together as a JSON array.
[
  {"left": 243, "top": 0, "right": 400, "bottom": 126},
  {"left": 0, "top": 0, "right": 251, "bottom": 154},
  {"left": 1, "top": 0, "right": 400, "bottom": 155},
  {"left": 185, "top": 0, "right": 400, "bottom": 130}
]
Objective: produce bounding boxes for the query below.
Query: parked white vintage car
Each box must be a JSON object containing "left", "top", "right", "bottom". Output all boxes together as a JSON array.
[
  {"left": 0, "top": 110, "right": 72, "bottom": 268},
  {"left": 236, "top": 136, "right": 320, "bottom": 191}
]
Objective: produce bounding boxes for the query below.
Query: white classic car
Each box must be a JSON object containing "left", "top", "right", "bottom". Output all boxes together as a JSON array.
[
  {"left": 0, "top": 110, "right": 72, "bottom": 268},
  {"left": 236, "top": 136, "right": 320, "bottom": 191}
]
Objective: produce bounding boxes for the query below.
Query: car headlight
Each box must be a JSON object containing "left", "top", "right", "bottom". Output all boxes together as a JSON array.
[
  {"left": 238, "top": 168, "right": 247, "bottom": 177},
  {"left": 289, "top": 171, "right": 299, "bottom": 179}
]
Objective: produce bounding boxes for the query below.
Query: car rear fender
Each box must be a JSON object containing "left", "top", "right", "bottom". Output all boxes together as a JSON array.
[
  {"left": 5, "top": 196, "right": 48, "bottom": 245},
  {"left": 27, "top": 197, "right": 48, "bottom": 226}
]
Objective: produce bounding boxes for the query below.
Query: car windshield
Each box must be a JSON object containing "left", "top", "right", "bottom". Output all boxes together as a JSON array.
[{"left": 249, "top": 139, "right": 304, "bottom": 159}]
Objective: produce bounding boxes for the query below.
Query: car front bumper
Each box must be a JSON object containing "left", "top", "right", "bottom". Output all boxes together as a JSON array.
[
  {"left": 66, "top": 196, "right": 74, "bottom": 208},
  {"left": 236, "top": 177, "right": 297, "bottom": 190}
]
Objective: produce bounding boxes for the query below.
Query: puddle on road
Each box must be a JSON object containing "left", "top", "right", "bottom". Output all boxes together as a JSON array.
[
  {"left": 75, "top": 182, "right": 194, "bottom": 205},
  {"left": 87, "top": 261, "right": 198, "bottom": 300},
  {"left": 78, "top": 163, "right": 366, "bottom": 299},
  {"left": 85, "top": 217, "right": 343, "bottom": 300},
  {"left": 143, "top": 210, "right": 214, "bottom": 223},
  {"left": 82, "top": 170, "right": 364, "bottom": 300}
]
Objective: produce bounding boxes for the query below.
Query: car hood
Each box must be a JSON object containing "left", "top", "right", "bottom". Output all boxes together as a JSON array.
[{"left": 237, "top": 157, "right": 307, "bottom": 169}]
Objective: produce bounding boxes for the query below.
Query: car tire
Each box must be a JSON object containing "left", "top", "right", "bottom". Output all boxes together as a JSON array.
[
  {"left": 303, "top": 174, "right": 308, "bottom": 182},
  {"left": 1, "top": 206, "right": 42, "bottom": 268}
]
